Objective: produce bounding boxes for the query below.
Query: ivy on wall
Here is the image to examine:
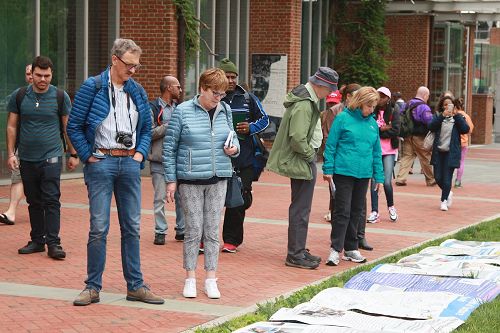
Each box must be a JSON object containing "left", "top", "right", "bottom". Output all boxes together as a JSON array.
[
  {"left": 329, "top": 0, "right": 391, "bottom": 87},
  {"left": 172, "top": 0, "right": 199, "bottom": 60}
]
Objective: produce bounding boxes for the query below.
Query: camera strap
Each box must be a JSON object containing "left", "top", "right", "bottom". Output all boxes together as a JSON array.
[{"left": 110, "top": 82, "right": 133, "bottom": 136}]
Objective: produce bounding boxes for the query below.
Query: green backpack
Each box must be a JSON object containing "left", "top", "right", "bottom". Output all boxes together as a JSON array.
[{"left": 399, "top": 102, "right": 424, "bottom": 138}]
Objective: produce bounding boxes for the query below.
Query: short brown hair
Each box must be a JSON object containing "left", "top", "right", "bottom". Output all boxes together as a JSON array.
[
  {"left": 348, "top": 86, "right": 379, "bottom": 110},
  {"left": 32, "top": 56, "right": 53, "bottom": 72},
  {"left": 199, "top": 68, "right": 228, "bottom": 93}
]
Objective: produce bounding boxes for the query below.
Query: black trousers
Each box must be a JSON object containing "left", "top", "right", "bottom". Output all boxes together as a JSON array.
[
  {"left": 222, "top": 166, "right": 254, "bottom": 246},
  {"left": 330, "top": 174, "right": 369, "bottom": 252},
  {"left": 20, "top": 158, "right": 62, "bottom": 246}
]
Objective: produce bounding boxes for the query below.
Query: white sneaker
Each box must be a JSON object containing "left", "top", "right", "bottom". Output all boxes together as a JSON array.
[
  {"left": 324, "top": 212, "right": 331, "bottom": 222},
  {"left": 440, "top": 200, "right": 448, "bottom": 211},
  {"left": 326, "top": 248, "right": 340, "bottom": 266},
  {"left": 183, "top": 278, "right": 197, "bottom": 298},
  {"left": 447, "top": 191, "right": 453, "bottom": 207},
  {"left": 204, "top": 278, "right": 221, "bottom": 299},
  {"left": 343, "top": 250, "right": 367, "bottom": 263},
  {"left": 367, "top": 211, "right": 379, "bottom": 223},
  {"left": 388, "top": 206, "right": 398, "bottom": 222}
]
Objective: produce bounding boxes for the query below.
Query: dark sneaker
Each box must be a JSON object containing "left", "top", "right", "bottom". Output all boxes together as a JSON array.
[
  {"left": 48, "top": 245, "right": 66, "bottom": 259},
  {"left": 285, "top": 256, "right": 319, "bottom": 269},
  {"left": 174, "top": 233, "right": 184, "bottom": 241},
  {"left": 395, "top": 181, "right": 407, "bottom": 186},
  {"left": 126, "top": 286, "right": 164, "bottom": 304},
  {"left": 18, "top": 241, "right": 45, "bottom": 254},
  {"left": 73, "top": 288, "right": 100, "bottom": 306},
  {"left": 304, "top": 249, "right": 321, "bottom": 263},
  {"left": 358, "top": 238, "right": 373, "bottom": 251},
  {"left": 154, "top": 233, "right": 165, "bottom": 245}
]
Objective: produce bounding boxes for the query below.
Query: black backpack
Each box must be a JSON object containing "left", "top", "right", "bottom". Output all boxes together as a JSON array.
[
  {"left": 399, "top": 102, "right": 424, "bottom": 138},
  {"left": 15, "top": 86, "right": 66, "bottom": 151}
]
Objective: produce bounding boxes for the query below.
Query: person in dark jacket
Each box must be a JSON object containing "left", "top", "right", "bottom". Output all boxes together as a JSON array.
[
  {"left": 428, "top": 95, "right": 470, "bottom": 211},
  {"left": 218, "top": 58, "right": 269, "bottom": 253},
  {"left": 148, "top": 76, "right": 185, "bottom": 245}
]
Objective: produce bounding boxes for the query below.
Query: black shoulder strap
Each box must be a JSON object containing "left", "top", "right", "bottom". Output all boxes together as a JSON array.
[
  {"left": 56, "top": 88, "right": 67, "bottom": 152},
  {"left": 15, "top": 86, "right": 28, "bottom": 113}
]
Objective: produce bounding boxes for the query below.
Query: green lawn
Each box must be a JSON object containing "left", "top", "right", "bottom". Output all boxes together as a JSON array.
[{"left": 196, "top": 218, "right": 500, "bottom": 333}]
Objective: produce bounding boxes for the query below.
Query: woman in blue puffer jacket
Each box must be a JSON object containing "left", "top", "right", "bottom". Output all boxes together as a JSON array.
[{"left": 163, "top": 68, "right": 240, "bottom": 300}]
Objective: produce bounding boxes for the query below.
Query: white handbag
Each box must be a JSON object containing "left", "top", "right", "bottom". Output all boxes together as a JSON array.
[{"left": 423, "top": 131, "right": 435, "bottom": 151}]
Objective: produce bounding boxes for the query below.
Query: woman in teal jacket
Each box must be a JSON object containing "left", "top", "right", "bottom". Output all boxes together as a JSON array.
[
  {"left": 322, "top": 86, "right": 384, "bottom": 266},
  {"left": 163, "top": 68, "right": 239, "bottom": 300}
]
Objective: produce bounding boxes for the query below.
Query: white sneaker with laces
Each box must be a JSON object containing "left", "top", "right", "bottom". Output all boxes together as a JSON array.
[
  {"left": 324, "top": 211, "right": 331, "bottom": 222},
  {"left": 367, "top": 211, "right": 379, "bottom": 223},
  {"left": 440, "top": 200, "right": 448, "bottom": 211},
  {"left": 183, "top": 278, "right": 197, "bottom": 298},
  {"left": 204, "top": 278, "right": 221, "bottom": 299},
  {"left": 342, "top": 250, "right": 366, "bottom": 263},
  {"left": 326, "top": 248, "right": 340, "bottom": 266},
  {"left": 447, "top": 191, "right": 453, "bottom": 207},
  {"left": 388, "top": 206, "right": 398, "bottom": 222}
]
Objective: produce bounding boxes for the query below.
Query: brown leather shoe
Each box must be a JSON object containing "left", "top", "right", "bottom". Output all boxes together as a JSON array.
[
  {"left": 126, "top": 286, "right": 164, "bottom": 304},
  {"left": 73, "top": 288, "right": 100, "bottom": 306}
]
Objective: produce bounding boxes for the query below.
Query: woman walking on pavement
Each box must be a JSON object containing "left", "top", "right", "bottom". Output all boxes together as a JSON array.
[
  {"left": 366, "top": 87, "right": 401, "bottom": 225},
  {"left": 428, "top": 95, "right": 470, "bottom": 211}
]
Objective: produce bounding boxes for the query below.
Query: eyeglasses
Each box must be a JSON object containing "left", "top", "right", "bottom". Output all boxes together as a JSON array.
[
  {"left": 115, "top": 55, "right": 142, "bottom": 71},
  {"left": 212, "top": 91, "right": 226, "bottom": 99}
]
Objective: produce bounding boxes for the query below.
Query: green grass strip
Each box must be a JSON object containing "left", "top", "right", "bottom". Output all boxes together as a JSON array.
[{"left": 196, "top": 218, "right": 500, "bottom": 333}]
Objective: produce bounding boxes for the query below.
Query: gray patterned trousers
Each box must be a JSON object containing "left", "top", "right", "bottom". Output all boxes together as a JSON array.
[{"left": 178, "top": 180, "right": 227, "bottom": 271}]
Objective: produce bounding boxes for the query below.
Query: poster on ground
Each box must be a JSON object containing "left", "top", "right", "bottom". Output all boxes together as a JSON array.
[
  {"left": 343, "top": 271, "right": 500, "bottom": 302},
  {"left": 269, "top": 302, "right": 463, "bottom": 333},
  {"left": 310, "top": 288, "right": 480, "bottom": 321}
]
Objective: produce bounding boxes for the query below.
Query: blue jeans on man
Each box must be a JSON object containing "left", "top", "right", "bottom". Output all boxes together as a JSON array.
[{"left": 83, "top": 156, "right": 143, "bottom": 291}]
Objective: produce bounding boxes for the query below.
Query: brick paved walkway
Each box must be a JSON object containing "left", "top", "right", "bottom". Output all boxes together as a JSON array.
[{"left": 0, "top": 144, "right": 499, "bottom": 332}]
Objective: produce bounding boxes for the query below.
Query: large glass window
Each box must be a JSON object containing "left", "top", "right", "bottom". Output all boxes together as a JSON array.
[
  {"left": 0, "top": 0, "right": 118, "bottom": 179},
  {"left": 301, "top": 0, "right": 329, "bottom": 82},
  {"left": 185, "top": 0, "right": 249, "bottom": 98},
  {"left": 430, "top": 22, "right": 464, "bottom": 106}
]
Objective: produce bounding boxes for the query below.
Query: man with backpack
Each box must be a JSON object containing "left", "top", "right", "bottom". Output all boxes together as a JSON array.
[
  {"left": 68, "top": 38, "right": 163, "bottom": 306},
  {"left": 5, "top": 56, "right": 78, "bottom": 259},
  {"left": 396, "top": 86, "right": 436, "bottom": 186},
  {"left": 218, "top": 58, "right": 269, "bottom": 253}
]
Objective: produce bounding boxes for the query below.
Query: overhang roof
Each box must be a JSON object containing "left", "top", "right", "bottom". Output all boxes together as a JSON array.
[{"left": 386, "top": 0, "right": 500, "bottom": 22}]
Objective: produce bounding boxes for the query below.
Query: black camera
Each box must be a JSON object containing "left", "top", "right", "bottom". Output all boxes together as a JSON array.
[{"left": 116, "top": 131, "right": 133, "bottom": 148}]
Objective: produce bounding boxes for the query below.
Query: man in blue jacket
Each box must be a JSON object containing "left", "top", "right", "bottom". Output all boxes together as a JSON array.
[
  {"left": 218, "top": 58, "right": 269, "bottom": 253},
  {"left": 68, "top": 38, "right": 163, "bottom": 306}
]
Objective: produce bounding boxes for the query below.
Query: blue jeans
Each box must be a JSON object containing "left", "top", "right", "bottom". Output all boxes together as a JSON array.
[
  {"left": 83, "top": 156, "right": 143, "bottom": 292},
  {"left": 370, "top": 154, "right": 396, "bottom": 212},
  {"left": 434, "top": 152, "right": 454, "bottom": 202}
]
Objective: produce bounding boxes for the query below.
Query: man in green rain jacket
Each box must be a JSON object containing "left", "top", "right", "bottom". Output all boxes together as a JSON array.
[{"left": 267, "top": 67, "right": 339, "bottom": 270}]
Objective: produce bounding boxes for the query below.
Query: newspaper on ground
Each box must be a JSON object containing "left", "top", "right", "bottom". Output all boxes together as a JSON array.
[
  {"left": 440, "top": 239, "right": 500, "bottom": 250},
  {"left": 269, "top": 302, "right": 463, "bottom": 333},
  {"left": 343, "top": 271, "right": 500, "bottom": 301},
  {"left": 371, "top": 262, "right": 500, "bottom": 282},
  {"left": 419, "top": 246, "right": 500, "bottom": 256},
  {"left": 398, "top": 253, "right": 500, "bottom": 266},
  {"left": 309, "top": 287, "right": 480, "bottom": 321},
  {"left": 232, "top": 321, "right": 372, "bottom": 333}
]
